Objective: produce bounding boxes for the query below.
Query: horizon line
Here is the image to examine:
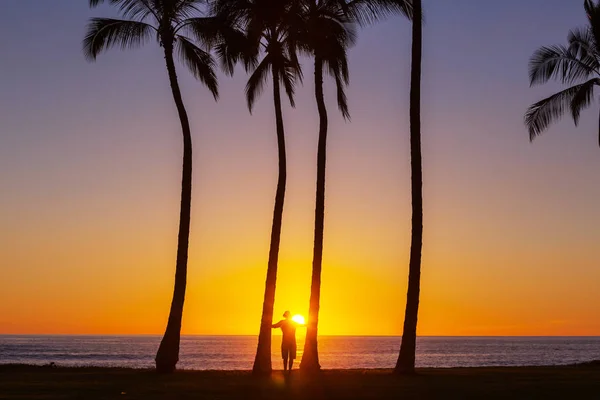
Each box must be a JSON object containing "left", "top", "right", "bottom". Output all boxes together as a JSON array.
[{"left": 2, "top": 333, "right": 600, "bottom": 338}]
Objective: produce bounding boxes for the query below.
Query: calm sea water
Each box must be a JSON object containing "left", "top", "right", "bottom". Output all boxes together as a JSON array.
[{"left": 1, "top": 335, "right": 599, "bottom": 370}]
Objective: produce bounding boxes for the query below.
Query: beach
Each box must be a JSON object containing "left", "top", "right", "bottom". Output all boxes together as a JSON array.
[
  {"left": 5, "top": 336, "right": 600, "bottom": 398},
  {"left": 2, "top": 363, "right": 600, "bottom": 399}
]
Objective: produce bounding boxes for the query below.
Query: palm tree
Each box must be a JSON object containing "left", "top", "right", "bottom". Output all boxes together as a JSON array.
[
  {"left": 525, "top": 0, "right": 600, "bottom": 147},
  {"left": 293, "top": 0, "right": 354, "bottom": 373},
  {"left": 212, "top": 0, "right": 302, "bottom": 376},
  {"left": 394, "top": 0, "right": 422, "bottom": 375},
  {"left": 294, "top": 0, "right": 413, "bottom": 372},
  {"left": 84, "top": 0, "right": 246, "bottom": 373}
]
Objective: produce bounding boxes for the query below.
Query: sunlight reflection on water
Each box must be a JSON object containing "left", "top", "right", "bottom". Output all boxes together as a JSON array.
[{"left": 1, "top": 335, "right": 600, "bottom": 370}]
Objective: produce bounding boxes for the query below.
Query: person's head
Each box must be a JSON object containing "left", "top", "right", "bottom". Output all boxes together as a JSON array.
[{"left": 283, "top": 311, "right": 291, "bottom": 319}]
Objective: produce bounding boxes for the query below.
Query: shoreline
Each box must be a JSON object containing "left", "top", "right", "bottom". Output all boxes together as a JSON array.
[
  {"left": 2, "top": 362, "right": 600, "bottom": 399},
  {"left": 2, "top": 359, "right": 600, "bottom": 371}
]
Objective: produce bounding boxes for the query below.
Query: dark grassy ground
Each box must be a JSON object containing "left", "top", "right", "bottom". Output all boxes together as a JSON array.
[{"left": 1, "top": 363, "right": 600, "bottom": 399}]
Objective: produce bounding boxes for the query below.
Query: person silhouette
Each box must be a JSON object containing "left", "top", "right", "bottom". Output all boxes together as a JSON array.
[{"left": 272, "top": 311, "right": 305, "bottom": 372}]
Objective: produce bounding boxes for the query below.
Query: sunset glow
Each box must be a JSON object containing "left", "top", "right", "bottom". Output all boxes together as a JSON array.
[
  {"left": 292, "top": 315, "right": 305, "bottom": 325},
  {"left": 1, "top": 1, "right": 600, "bottom": 338}
]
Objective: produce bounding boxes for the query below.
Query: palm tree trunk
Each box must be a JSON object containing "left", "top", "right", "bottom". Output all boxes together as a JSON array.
[
  {"left": 300, "top": 57, "right": 327, "bottom": 373},
  {"left": 395, "top": 0, "right": 423, "bottom": 375},
  {"left": 155, "top": 43, "right": 193, "bottom": 374},
  {"left": 252, "top": 69, "right": 287, "bottom": 376}
]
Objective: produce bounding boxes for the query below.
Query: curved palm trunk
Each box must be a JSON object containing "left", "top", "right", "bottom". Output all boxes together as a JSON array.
[
  {"left": 252, "top": 69, "right": 287, "bottom": 376},
  {"left": 155, "top": 43, "right": 193, "bottom": 374},
  {"left": 300, "top": 57, "right": 327, "bottom": 373},
  {"left": 395, "top": 0, "right": 423, "bottom": 375}
]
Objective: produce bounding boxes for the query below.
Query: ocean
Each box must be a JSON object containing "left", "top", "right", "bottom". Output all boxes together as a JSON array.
[{"left": 1, "top": 335, "right": 599, "bottom": 370}]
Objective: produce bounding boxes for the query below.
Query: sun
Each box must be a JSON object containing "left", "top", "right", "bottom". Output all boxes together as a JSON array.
[{"left": 292, "top": 314, "right": 305, "bottom": 325}]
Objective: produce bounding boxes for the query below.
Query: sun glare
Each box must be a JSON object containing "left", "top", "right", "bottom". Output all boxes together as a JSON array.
[{"left": 292, "top": 314, "right": 305, "bottom": 325}]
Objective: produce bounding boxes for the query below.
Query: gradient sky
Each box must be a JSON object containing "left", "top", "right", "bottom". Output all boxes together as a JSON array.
[{"left": 1, "top": 0, "right": 600, "bottom": 336}]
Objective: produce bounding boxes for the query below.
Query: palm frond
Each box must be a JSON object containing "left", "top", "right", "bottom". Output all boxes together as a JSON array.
[
  {"left": 180, "top": 16, "right": 256, "bottom": 75},
  {"left": 83, "top": 18, "right": 155, "bottom": 61},
  {"left": 89, "top": 0, "right": 157, "bottom": 21},
  {"left": 319, "top": 46, "right": 350, "bottom": 120},
  {"left": 293, "top": 0, "right": 353, "bottom": 118},
  {"left": 528, "top": 44, "right": 598, "bottom": 87},
  {"left": 322, "top": 38, "right": 351, "bottom": 81},
  {"left": 307, "top": 16, "right": 356, "bottom": 55},
  {"left": 316, "top": 0, "right": 350, "bottom": 22},
  {"left": 568, "top": 27, "right": 597, "bottom": 57},
  {"left": 150, "top": 0, "right": 166, "bottom": 19},
  {"left": 333, "top": 64, "right": 350, "bottom": 120},
  {"left": 279, "top": 57, "right": 301, "bottom": 108},
  {"left": 525, "top": 82, "right": 597, "bottom": 140},
  {"left": 176, "top": 36, "right": 219, "bottom": 99},
  {"left": 178, "top": 16, "right": 221, "bottom": 46},
  {"left": 120, "top": 0, "right": 158, "bottom": 20},
  {"left": 571, "top": 78, "right": 599, "bottom": 125},
  {"left": 215, "top": 33, "right": 258, "bottom": 75},
  {"left": 345, "top": 0, "right": 413, "bottom": 26},
  {"left": 211, "top": 0, "right": 266, "bottom": 31},
  {"left": 174, "top": 0, "right": 203, "bottom": 20},
  {"left": 584, "top": 0, "right": 600, "bottom": 49},
  {"left": 245, "top": 54, "right": 272, "bottom": 112},
  {"left": 585, "top": 0, "right": 595, "bottom": 17}
]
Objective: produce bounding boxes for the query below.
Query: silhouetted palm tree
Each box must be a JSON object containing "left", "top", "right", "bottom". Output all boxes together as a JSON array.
[
  {"left": 525, "top": 0, "right": 600, "bottom": 147},
  {"left": 212, "top": 0, "right": 302, "bottom": 376},
  {"left": 293, "top": 0, "right": 354, "bottom": 373},
  {"left": 84, "top": 0, "right": 246, "bottom": 373},
  {"left": 292, "top": 0, "right": 412, "bottom": 372},
  {"left": 394, "top": 0, "right": 421, "bottom": 375}
]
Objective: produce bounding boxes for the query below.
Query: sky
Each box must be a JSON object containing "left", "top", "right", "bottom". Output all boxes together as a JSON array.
[{"left": 1, "top": 0, "right": 600, "bottom": 337}]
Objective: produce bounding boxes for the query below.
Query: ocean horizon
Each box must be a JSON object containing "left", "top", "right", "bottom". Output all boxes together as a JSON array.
[{"left": 2, "top": 335, "right": 599, "bottom": 370}]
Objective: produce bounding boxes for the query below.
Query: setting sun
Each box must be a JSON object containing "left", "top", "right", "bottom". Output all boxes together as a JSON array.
[{"left": 292, "top": 315, "right": 305, "bottom": 325}]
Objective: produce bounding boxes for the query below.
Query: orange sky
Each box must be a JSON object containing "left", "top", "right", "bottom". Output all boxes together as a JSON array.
[
  {"left": 2, "top": 180, "right": 600, "bottom": 336},
  {"left": 2, "top": 1, "right": 600, "bottom": 337}
]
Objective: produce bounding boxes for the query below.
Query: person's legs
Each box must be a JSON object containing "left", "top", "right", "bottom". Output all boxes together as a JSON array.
[
  {"left": 282, "top": 347, "right": 289, "bottom": 371},
  {"left": 288, "top": 344, "right": 296, "bottom": 372}
]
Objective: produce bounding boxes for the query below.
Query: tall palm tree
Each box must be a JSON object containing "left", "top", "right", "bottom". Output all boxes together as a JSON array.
[
  {"left": 525, "top": 0, "right": 600, "bottom": 147},
  {"left": 394, "top": 0, "right": 422, "bottom": 375},
  {"left": 212, "top": 0, "right": 302, "bottom": 376},
  {"left": 84, "top": 0, "right": 246, "bottom": 373},
  {"left": 293, "top": 0, "right": 412, "bottom": 372},
  {"left": 292, "top": 0, "right": 354, "bottom": 373}
]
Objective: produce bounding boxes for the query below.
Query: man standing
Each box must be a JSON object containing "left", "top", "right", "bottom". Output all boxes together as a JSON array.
[{"left": 272, "top": 311, "right": 304, "bottom": 372}]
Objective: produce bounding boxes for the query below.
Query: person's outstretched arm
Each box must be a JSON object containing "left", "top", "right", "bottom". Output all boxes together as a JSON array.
[{"left": 272, "top": 320, "right": 283, "bottom": 328}]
